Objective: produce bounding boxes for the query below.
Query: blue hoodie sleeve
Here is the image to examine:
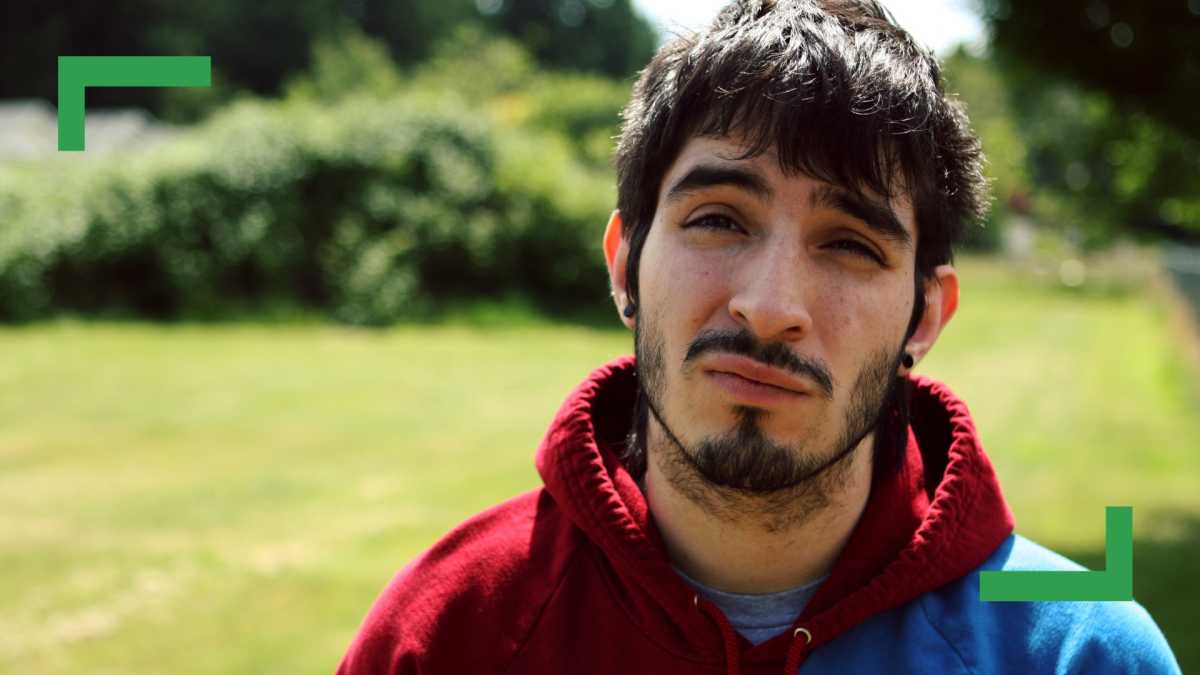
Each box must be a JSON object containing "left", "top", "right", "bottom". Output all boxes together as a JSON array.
[
  {"left": 903, "top": 534, "right": 1183, "bottom": 675},
  {"left": 1047, "top": 599, "right": 1181, "bottom": 675}
]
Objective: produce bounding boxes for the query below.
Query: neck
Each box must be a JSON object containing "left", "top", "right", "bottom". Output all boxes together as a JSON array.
[{"left": 642, "top": 428, "right": 875, "bottom": 595}]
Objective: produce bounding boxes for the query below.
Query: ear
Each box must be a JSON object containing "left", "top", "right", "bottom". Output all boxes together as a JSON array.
[
  {"left": 603, "top": 210, "right": 635, "bottom": 330},
  {"left": 901, "top": 264, "right": 958, "bottom": 373}
]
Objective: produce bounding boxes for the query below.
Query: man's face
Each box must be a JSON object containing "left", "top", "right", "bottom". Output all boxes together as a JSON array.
[{"left": 632, "top": 133, "right": 919, "bottom": 499}]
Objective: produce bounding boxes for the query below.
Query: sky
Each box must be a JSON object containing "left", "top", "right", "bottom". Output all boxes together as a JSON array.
[{"left": 630, "top": 0, "right": 985, "bottom": 55}]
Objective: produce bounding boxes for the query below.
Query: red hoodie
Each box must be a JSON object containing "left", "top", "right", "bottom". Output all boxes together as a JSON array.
[{"left": 335, "top": 354, "right": 1016, "bottom": 674}]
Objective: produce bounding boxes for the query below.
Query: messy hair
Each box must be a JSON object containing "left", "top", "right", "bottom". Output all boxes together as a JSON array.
[{"left": 615, "top": 0, "right": 991, "bottom": 481}]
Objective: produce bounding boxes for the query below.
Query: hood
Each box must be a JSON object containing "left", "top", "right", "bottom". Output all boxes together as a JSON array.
[{"left": 535, "top": 354, "right": 1015, "bottom": 672}]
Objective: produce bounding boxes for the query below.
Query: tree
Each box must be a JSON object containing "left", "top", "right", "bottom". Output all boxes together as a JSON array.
[
  {"left": 0, "top": 0, "right": 341, "bottom": 118},
  {"left": 480, "top": 0, "right": 658, "bottom": 78},
  {"left": 0, "top": 0, "right": 658, "bottom": 121},
  {"left": 977, "top": 0, "right": 1200, "bottom": 140},
  {"left": 976, "top": 0, "right": 1200, "bottom": 241}
]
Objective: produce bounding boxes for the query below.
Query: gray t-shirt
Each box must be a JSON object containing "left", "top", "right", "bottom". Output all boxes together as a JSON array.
[{"left": 674, "top": 566, "right": 829, "bottom": 646}]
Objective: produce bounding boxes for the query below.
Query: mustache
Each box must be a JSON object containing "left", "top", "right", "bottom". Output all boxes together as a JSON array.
[{"left": 683, "top": 328, "right": 835, "bottom": 399}]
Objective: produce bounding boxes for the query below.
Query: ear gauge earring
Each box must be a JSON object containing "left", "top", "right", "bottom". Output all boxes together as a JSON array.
[{"left": 902, "top": 353, "right": 915, "bottom": 369}]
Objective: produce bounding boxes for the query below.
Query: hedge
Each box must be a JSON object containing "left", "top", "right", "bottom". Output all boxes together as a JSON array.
[{"left": 0, "top": 92, "right": 616, "bottom": 324}]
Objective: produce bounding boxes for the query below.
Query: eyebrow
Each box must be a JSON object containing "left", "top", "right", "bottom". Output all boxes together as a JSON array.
[
  {"left": 663, "top": 162, "right": 913, "bottom": 250},
  {"left": 810, "top": 185, "right": 913, "bottom": 250},
  {"left": 663, "top": 164, "right": 774, "bottom": 205}
]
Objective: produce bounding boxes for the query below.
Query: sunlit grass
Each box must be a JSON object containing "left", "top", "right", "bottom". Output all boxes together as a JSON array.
[
  {"left": 922, "top": 256, "right": 1200, "bottom": 548},
  {"left": 0, "top": 254, "right": 1196, "bottom": 674}
]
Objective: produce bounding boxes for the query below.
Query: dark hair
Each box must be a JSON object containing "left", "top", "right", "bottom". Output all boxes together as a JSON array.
[{"left": 615, "top": 0, "right": 990, "bottom": 481}]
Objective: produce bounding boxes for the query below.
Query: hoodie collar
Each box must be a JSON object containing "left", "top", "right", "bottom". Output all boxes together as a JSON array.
[{"left": 535, "top": 355, "right": 1015, "bottom": 666}]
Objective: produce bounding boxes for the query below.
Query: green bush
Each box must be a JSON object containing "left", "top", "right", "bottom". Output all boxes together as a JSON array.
[
  {"left": 0, "top": 31, "right": 628, "bottom": 325},
  {"left": 0, "top": 91, "right": 614, "bottom": 325}
]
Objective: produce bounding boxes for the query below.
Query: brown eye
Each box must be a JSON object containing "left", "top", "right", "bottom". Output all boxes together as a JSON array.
[
  {"left": 683, "top": 214, "right": 743, "bottom": 233},
  {"left": 826, "top": 239, "right": 883, "bottom": 264}
]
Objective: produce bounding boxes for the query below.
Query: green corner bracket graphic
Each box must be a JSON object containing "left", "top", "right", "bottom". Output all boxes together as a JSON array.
[
  {"left": 58, "top": 56, "right": 212, "bottom": 152},
  {"left": 981, "top": 506, "right": 1133, "bottom": 602}
]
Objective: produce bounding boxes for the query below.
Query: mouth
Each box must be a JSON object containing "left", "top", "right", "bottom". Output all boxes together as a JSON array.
[{"left": 706, "top": 369, "right": 808, "bottom": 406}]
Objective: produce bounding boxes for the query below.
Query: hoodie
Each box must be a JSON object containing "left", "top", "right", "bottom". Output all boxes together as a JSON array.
[{"left": 335, "top": 355, "right": 1181, "bottom": 674}]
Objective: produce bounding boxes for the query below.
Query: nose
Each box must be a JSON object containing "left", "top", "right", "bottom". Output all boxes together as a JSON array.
[{"left": 727, "top": 236, "right": 815, "bottom": 342}]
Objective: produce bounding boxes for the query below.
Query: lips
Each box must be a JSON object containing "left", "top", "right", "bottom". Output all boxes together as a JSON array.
[
  {"left": 703, "top": 354, "right": 812, "bottom": 394},
  {"left": 705, "top": 370, "right": 807, "bottom": 407}
]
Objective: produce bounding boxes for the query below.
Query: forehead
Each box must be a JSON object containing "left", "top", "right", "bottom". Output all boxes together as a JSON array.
[{"left": 657, "top": 134, "right": 918, "bottom": 239}]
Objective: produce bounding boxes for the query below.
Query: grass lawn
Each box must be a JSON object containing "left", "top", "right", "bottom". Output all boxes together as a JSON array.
[{"left": 1, "top": 255, "right": 1197, "bottom": 674}]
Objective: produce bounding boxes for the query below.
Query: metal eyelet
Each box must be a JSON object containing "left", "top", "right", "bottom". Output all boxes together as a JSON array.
[{"left": 793, "top": 627, "right": 813, "bottom": 644}]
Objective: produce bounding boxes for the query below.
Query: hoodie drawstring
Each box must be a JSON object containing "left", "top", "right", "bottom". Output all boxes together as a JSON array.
[
  {"left": 784, "top": 626, "right": 813, "bottom": 673},
  {"left": 694, "top": 592, "right": 816, "bottom": 674},
  {"left": 694, "top": 593, "right": 741, "bottom": 675}
]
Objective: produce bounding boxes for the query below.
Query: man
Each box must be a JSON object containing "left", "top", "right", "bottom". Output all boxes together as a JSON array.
[{"left": 336, "top": 1, "right": 1182, "bottom": 672}]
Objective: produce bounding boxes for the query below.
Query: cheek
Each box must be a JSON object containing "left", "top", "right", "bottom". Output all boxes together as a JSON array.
[
  {"left": 812, "top": 280, "right": 912, "bottom": 352},
  {"left": 645, "top": 231, "right": 727, "bottom": 312}
]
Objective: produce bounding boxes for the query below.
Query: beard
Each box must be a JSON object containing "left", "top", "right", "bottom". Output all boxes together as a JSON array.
[{"left": 627, "top": 306, "right": 907, "bottom": 529}]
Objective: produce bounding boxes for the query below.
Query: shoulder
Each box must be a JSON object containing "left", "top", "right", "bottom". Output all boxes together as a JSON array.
[
  {"left": 917, "top": 533, "right": 1182, "bottom": 674},
  {"left": 336, "top": 488, "right": 584, "bottom": 675}
]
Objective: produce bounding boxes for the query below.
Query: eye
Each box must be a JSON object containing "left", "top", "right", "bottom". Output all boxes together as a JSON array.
[
  {"left": 682, "top": 213, "right": 744, "bottom": 234},
  {"left": 826, "top": 239, "right": 884, "bottom": 264}
]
